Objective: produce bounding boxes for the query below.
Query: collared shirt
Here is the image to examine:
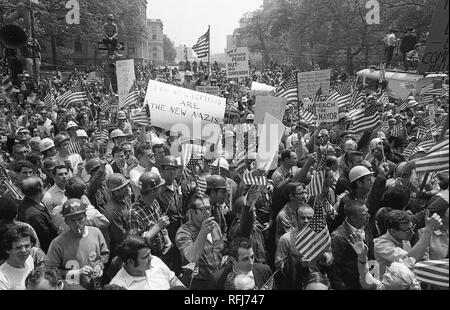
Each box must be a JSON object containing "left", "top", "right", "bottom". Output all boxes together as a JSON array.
[
  {"left": 374, "top": 231, "right": 412, "bottom": 275},
  {"left": 110, "top": 256, "right": 178, "bottom": 290},
  {"left": 175, "top": 222, "right": 224, "bottom": 281},
  {"left": 345, "top": 219, "right": 366, "bottom": 241},
  {"left": 127, "top": 199, "right": 169, "bottom": 256},
  {"left": 276, "top": 205, "right": 298, "bottom": 243},
  {"left": 271, "top": 166, "right": 297, "bottom": 188},
  {"left": 158, "top": 182, "right": 183, "bottom": 223},
  {"left": 104, "top": 197, "right": 132, "bottom": 256},
  {"left": 42, "top": 184, "right": 66, "bottom": 213}
]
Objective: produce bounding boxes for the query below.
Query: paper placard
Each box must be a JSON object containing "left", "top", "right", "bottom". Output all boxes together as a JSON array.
[
  {"left": 316, "top": 101, "right": 339, "bottom": 123},
  {"left": 256, "top": 113, "right": 285, "bottom": 171},
  {"left": 251, "top": 82, "right": 276, "bottom": 96},
  {"left": 196, "top": 86, "right": 220, "bottom": 96},
  {"left": 254, "top": 96, "right": 288, "bottom": 125},
  {"left": 116, "top": 59, "right": 136, "bottom": 108},
  {"left": 226, "top": 47, "right": 250, "bottom": 79},
  {"left": 298, "top": 69, "right": 332, "bottom": 99}
]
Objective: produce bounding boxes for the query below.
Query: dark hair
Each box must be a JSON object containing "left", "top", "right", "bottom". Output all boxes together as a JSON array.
[
  {"left": 286, "top": 182, "right": 303, "bottom": 200},
  {"left": 1, "top": 225, "right": 36, "bottom": 251},
  {"left": 116, "top": 235, "right": 151, "bottom": 264},
  {"left": 280, "top": 149, "right": 293, "bottom": 162},
  {"left": 25, "top": 266, "right": 61, "bottom": 289},
  {"left": 14, "top": 160, "right": 34, "bottom": 173},
  {"left": 187, "top": 193, "right": 205, "bottom": 210},
  {"left": 384, "top": 210, "right": 411, "bottom": 231},
  {"left": 229, "top": 237, "right": 253, "bottom": 260},
  {"left": 83, "top": 142, "right": 98, "bottom": 153},
  {"left": 303, "top": 272, "right": 330, "bottom": 289},
  {"left": 344, "top": 199, "right": 366, "bottom": 217},
  {"left": 65, "top": 177, "right": 85, "bottom": 199},
  {"left": 375, "top": 207, "right": 393, "bottom": 236},
  {"left": 52, "top": 164, "right": 67, "bottom": 176},
  {"left": 0, "top": 197, "right": 18, "bottom": 222},
  {"left": 381, "top": 185, "right": 410, "bottom": 210},
  {"left": 103, "top": 284, "right": 127, "bottom": 290},
  {"left": 20, "top": 176, "right": 43, "bottom": 197},
  {"left": 151, "top": 144, "right": 164, "bottom": 154},
  {"left": 26, "top": 154, "right": 41, "bottom": 168},
  {"left": 135, "top": 144, "right": 151, "bottom": 159},
  {"left": 112, "top": 145, "right": 123, "bottom": 157}
]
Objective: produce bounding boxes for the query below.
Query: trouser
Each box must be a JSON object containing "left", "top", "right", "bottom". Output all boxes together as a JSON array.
[{"left": 385, "top": 46, "right": 395, "bottom": 64}]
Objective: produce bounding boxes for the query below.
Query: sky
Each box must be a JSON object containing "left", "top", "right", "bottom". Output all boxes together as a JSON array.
[{"left": 146, "top": 0, "right": 263, "bottom": 54}]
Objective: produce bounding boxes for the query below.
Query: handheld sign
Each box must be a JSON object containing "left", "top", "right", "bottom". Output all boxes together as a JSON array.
[
  {"left": 418, "top": 0, "right": 449, "bottom": 73},
  {"left": 297, "top": 69, "right": 332, "bottom": 99},
  {"left": 226, "top": 47, "right": 250, "bottom": 79},
  {"left": 196, "top": 86, "right": 220, "bottom": 96},
  {"left": 316, "top": 101, "right": 339, "bottom": 123}
]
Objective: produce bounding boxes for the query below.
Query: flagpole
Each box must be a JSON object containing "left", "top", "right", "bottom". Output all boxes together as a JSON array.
[{"left": 208, "top": 25, "right": 211, "bottom": 85}]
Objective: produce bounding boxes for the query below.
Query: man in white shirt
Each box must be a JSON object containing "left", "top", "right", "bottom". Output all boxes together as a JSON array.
[
  {"left": 0, "top": 226, "right": 35, "bottom": 290},
  {"left": 110, "top": 235, "right": 184, "bottom": 290},
  {"left": 42, "top": 164, "right": 69, "bottom": 212},
  {"left": 52, "top": 134, "right": 82, "bottom": 174},
  {"left": 129, "top": 144, "right": 160, "bottom": 199}
]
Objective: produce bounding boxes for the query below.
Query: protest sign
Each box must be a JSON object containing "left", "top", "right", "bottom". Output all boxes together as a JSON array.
[
  {"left": 316, "top": 101, "right": 339, "bottom": 123},
  {"left": 196, "top": 86, "right": 220, "bottom": 96},
  {"left": 256, "top": 113, "right": 285, "bottom": 171},
  {"left": 116, "top": 59, "right": 135, "bottom": 108},
  {"left": 226, "top": 47, "right": 250, "bottom": 79},
  {"left": 297, "top": 69, "right": 332, "bottom": 99},
  {"left": 250, "top": 81, "right": 276, "bottom": 96},
  {"left": 418, "top": 0, "right": 449, "bottom": 73},
  {"left": 254, "top": 96, "right": 288, "bottom": 125},
  {"left": 145, "top": 80, "right": 226, "bottom": 141}
]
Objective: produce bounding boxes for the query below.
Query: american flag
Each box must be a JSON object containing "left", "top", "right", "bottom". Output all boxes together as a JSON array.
[
  {"left": 100, "top": 95, "right": 119, "bottom": 112},
  {"left": 122, "top": 83, "right": 140, "bottom": 109},
  {"left": 327, "top": 90, "right": 351, "bottom": 110},
  {"left": 234, "top": 131, "right": 247, "bottom": 173},
  {"left": 414, "top": 138, "right": 449, "bottom": 173},
  {"left": 0, "top": 165, "right": 24, "bottom": 201},
  {"left": 398, "top": 100, "right": 409, "bottom": 111},
  {"left": 414, "top": 259, "right": 449, "bottom": 288},
  {"left": 130, "top": 104, "right": 151, "bottom": 127},
  {"left": 379, "top": 92, "right": 390, "bottom": 105},
  {"left": 421, "top": 80, "right": 443, "bottom": 96},
  {"left": 259, "top": 269, "right": 279, "bottom": 290},
  {"left": 294, "top": 197, "right": 331, "bottom": 262},
  {"left": 0, "top": 88, "right": 8, "bottom": 102},
  {"left": 94, "top": 128, "right": 109, "bottom": 144},
  {"left": 403, "top": 130, "right": 434, "bottom": 159},
  {"left": 348, "top": 104, "right": 380, "bottom": 134},
  {"left": 243, "top": 169, "right": 267, "bottom": 186},
  {"left": 274, "top": 72, "right": 298, "bottom": 103},
  {"left": 306, "top": 170, "right": 325, "bottom": 198},
  {"left": 44, "top": 91, "right": 55, "bottom": 110},
  {"left": 67, "top": 140, "right": 82, "bottom": 156},
  {"left": 416, "top": 125, "right": 429, "bottom": 139},
  {"left": 335, "top": 80, "right": 353, "bottom": 96},
  {"left": 432, "top": 117, "right": 447, "bottom": 137},
  {"left": 86, "top": 71, "right": 103, "bottom": 85},
  {"left": 391, "top": 123, "right": 405, "bottom": 138},
  {"left": 1, "top": 75, "right": 13, "bottom": 93},
  {"left": 378, "top": 121, "right": 390, "bottom": 136},
  {"left": 349, "top": 89, "right": 365, "bottom": 109},
  {"left": 192, "top": 28, "right": 209, "bottom": 58},
  {"left": 299, "top": 108, "right": 316, "bottom": 124},
  {"left": 57, "top": 80, "right": 88, "bottom": 107}
]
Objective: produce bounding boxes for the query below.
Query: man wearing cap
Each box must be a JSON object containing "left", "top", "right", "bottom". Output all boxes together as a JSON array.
[
  {"left": 85, "top": 158, "right": 109, "bottom": 214},
  {"left": 210, "top": 157, "right": 238, "bottom": 206},
  {"left": 76, "top": 129, "right": 89, "bottom": 152},
  {"left": 46, "top": 199, "right": 110, "bottom": 289},
  {"left": 116, "top": 111, "right": 132, "bottom": 136},
  {"left": 53, "top": 134, "right": 83, "bottom": 174},
  {"left": 128, "top": 172, "right": 172, "bottom": 261},
  {"left": 39, "top": 138, "right": 56, "bottom": 162},
  {"left": 105, "top": 173, "right": 132, "bottom": 258},
  {"left": 65, "top": 121, "right": 82, "bottom": 156}
]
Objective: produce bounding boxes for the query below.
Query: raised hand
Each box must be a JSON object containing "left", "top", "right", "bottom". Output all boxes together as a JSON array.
[
  {"left": 348, "top": 233, "right": 368, "bottom": 258},
  {"left": 424, "top": 209, "right": 443, "bottom": 231}
]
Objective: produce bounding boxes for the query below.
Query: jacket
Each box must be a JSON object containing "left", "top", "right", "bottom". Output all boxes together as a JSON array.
[{"left": 208, "top": 262, "right": 273, "bottom": 290}]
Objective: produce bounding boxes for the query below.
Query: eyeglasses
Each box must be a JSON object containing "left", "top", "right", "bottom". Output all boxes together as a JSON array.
[
  {"left": 13, "top": 243, "right": 32, "bottom": 251},
  {"left": 196, "top": 206, "right": 212, "bottom": 212},
  {"left": 398, "top": 223, "right": 416, "bottom": 233}
]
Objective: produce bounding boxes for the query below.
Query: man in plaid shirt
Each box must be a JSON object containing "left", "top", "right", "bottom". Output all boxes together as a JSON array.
[{"left": 127, "top": 172, "right": 172, "bottom": 259}]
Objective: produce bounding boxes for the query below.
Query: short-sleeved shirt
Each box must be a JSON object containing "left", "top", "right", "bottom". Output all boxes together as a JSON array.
[
  {"left": 374, "top": 231, "right": 412, "bottom": 275},
  {"left": 275, "top": 205, "right": 298, "bottom": 243},
  {"left": 0, "top": 256, "right": 34, "bottom": 290},
  {"left": 175, "top": 222, "right": 223, "bottom": 281},
  {"left": 110, "top": 256, "right": 178, "bottom": 290}
]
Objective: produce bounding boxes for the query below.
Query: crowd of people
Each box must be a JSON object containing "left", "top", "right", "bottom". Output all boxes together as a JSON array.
[{"left": 0, "top": 14, "right": 449, "bottom": 290}]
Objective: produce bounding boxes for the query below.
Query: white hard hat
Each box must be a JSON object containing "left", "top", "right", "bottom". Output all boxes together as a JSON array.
[
  {"left": 211, "top": 157, "right": 229, "bottom": 171},
  {"left": 39, "top": 138, "right": 55, "bottom": 152},
  {"left": 110, "top": 129, "right": 126, "bottom": 140},
  {"left": 349, "top": 166, "right": 374, "bottom": 183},
  {"left": 65, "top": 121, "right": 78, "bottom": 130},
  {"left": 76, "top": 129, "right": 88, "bottom": 138}
]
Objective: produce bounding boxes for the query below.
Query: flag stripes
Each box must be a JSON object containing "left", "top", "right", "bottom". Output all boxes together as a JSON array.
[
  {"left": 243, "top": 170, "right": 267, "bottom": 186},
  {"left": 414, "top": 260, "right": 449, "bottom": 288},
  {"left": 348, "top": 105, "right": 380, "bottom": 133},
  {"left": 192, "top": 29, "right": 210, "bottom": 58},
  {"left": 274, "top": 72, "right": 298, "bottom": 103},
  {"left": 414, "top": 139, "right": 449, "bottom": 173}
]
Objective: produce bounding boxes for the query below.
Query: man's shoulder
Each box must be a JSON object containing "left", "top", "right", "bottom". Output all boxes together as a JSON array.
[
  {"left": 331, "top": 223, "right": 350, "bottom": 239},
  {"left": 253, "top": 263, "right": 271, "bottom": 273}
]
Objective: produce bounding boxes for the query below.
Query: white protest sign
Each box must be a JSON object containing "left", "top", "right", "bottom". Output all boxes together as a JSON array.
[
  {"left": 254, "top": 96, "right": 287, "bottom": 125},
  {"left": 196, "top": 86, "right": 220, "bottom": 96},
  {"left": 316, "top": 101, "right": 339, "bottom": 123},
  {"left": 145, "top": 80, "right": 226, "bottom": 142},
  {"left": 226, "top": 47, "right": 250, "bottom": 79},
  {"left": 251, "top": 81, "right": 276, "bottom": 96},
  {"left": 116, "top": 59, "right": 135, "bottom": 108},
  {"left": 297, "top": 69, "right": 332, "bottom": 99},
  {"left": 256, "top": 113, "right": 285, "bottom": 171}
]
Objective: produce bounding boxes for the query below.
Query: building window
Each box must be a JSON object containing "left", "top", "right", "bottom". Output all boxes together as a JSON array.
[
  {"left": 152, "top": 34, "right": 157, "bottom": 40},
  {"left": 74, "top": 41, "right": 82, "bottom": 53},
  {"left": 129, "top": 47, "right": 135, "bottom": 54}
]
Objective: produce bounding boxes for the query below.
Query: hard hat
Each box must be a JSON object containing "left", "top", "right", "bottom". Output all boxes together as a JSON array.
[
  {"left": 54, "top": 134, "right": 70, "bottom": 147},
  {"left": 242, "top": 97, "right": 248, "bottom": 103},
  {"left": 318, "top": 129, "right": 329, "bottom": 137},
  {"left": 206, "top": 175, "right": 228, "bottom": 190},
  {"left": 407, "top": 96, "right": 415, "bottom": 101},
  {"left": 160, "top": 155, "right": 178, "bottom": 168},
  {"left": 409, "top": 100, "right": 418, "bottom": 108},
  {"left": 110, "top": 129, "right": 126, "bottom": 140},
  {"left": 85, "top": 158, "right": 102, "bottom": 174},
  {"left": 185, "top": 71, "right": 193, "bottom": 77},
  {"left": 39, "top": 138, "right": 55, "bottom": 152},
  {"left": 116, "top": 111, "right": 127, "bottom": 120},
  {"left": 139, "top": 172, "right": 165, "bottom": 192},
  {"left": 61, "top": 199, "right": 87, "bottom": 217},
  {"left": 76, "top": 129, "right": 88, "bottom": 138},
  {"left": 369, "top": 138, "right": 383, "bottom": 152},
  {"left": 152, "top": 137, "right": 165, "bottom": 146},
  {"left": 349, "top": 166, "right": 374, "bottom": 183},
  {"left": 246, "top": 114, "right": 255, "bottom": 121},
  {"left": 36, "top": 101, "right": 45, "bottom": 109},
  {"left": 106, "top": 173, "right": 130, "bottom": 191},
  {"left": 107, "top": 13, "right": 115, "bottom": 20},
  {"left": 394, "top": 162, "right": 415, "bottom": 177},
  {"left": 65, "top": 121, "right": 78, "bottom": 131},
  {"left": 211, "top": 158, "right": 229, "bottom": 171}
]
